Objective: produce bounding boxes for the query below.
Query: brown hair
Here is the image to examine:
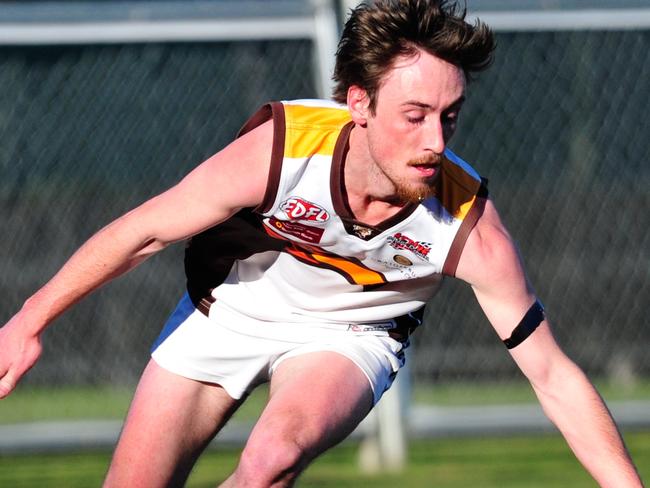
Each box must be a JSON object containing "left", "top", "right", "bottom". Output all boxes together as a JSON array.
[{"left": 332, "top": 0, "right": 495, "bottom": 112}]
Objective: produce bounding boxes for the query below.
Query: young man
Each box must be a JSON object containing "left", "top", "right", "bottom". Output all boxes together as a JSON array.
[{"left": 0, "top": 1, "right": 643, "bottom": 486}]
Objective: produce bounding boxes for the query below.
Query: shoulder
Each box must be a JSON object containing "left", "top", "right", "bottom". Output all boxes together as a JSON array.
[
  {"left": 239, "top": 99, "right": 351, "bottom": 161},
  {"left": 241, "top": 99, "right": 350, "bottom": 132},
  {"left": 431, "top": 149, "right": 485, "bottom": 219},
  {"left": 455, "top": 198, "right": 528, "bottom": 292},
  {"left": 280, "top": 100, "right": 352, "bottom": 159},
  {"left": 281, "top": 99, "right": 351, "bottom": 122},
  {"left": 283, "top": 99, "right": 348, "bottom": 111},
  {"left": 185, "top": 114, "right": 275, "bottom": 212},
  {"left": 443, "top": 148, "right": 482, "bottom": 181}
]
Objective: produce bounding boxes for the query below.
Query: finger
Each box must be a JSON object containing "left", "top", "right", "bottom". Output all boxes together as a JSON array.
[{"left": 0, "top": 371, "right": 16, "bottom": 399}]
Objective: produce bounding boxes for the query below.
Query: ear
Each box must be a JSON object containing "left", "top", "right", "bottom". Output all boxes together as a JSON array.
[{"left": 347, "top": 85, "right": 370, "bottom": 127}]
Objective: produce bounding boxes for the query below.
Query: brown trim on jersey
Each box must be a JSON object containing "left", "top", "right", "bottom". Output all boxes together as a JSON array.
[
  {"left": 261, "top": 219, "right": 389, "bottom": 286},
  {"left": 435, "top": 154, "right": 483, "bottom": 216},
  {"left": 289, "top": 243, "right": 388, "bottom": 286},
  {"left": 330, "top": 120, "right": 355, "bottom": 216},
  {"left": 196, "top": 295, "right": 216, "bottom": 317},
  {"left": 330, "top": 121, "right": 418, "bottom": 241},
  {"left": 441, "top": 180, "right": 489, "bottom": 277},
  {"left": 236, "top": 102, "right": 286, "bottom": 215},
  {"left": 237, "top": 104, "right": 272, "bottom": 137},
  {"left": 185, "top": 208, "right": 287, "bottom": 317},
  {"left": 372, "top": 202, "right": 419, "bottom": 232},
  {"left": 287, "top": 249, "right": 386, "bottom": 286}
]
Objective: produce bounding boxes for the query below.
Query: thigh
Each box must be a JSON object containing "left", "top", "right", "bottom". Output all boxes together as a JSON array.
[
  {"left": 103, "top": 359, "right": 243, "bottom": 488},
  {"left": 253, "top": 351, "right": 373, "bottom": 459}
]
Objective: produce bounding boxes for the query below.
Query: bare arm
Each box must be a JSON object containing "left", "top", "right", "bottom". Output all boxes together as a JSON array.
[
  {"left": 0, "top": 119, "right": 274, "bottom": 398},
  {"left": 455, "top": 198, "right": 643, "bottom": 487}
]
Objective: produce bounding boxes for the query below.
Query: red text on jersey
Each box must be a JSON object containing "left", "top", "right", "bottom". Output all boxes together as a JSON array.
[{"left": 280, "top": 197, "right": 330, "bottom": 222}]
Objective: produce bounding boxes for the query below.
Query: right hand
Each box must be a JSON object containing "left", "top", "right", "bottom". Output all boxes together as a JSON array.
[{"left": 0, "top": 315, "right": 43, "bottom": 398}]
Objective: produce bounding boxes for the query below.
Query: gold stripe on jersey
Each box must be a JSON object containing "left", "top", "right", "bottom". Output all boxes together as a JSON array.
[
  {"left": 310, "top": 252, "right": 387, "bottom": 286},
  {"left": 263, "top": 222, "right": 388, "bottom": 286},
  {"left": 284, "top": 104, "right": 351, "bottom": 158},
  {"left": 436, "top": 156, "right": 482, "bottom": 219},
  {"left": 457, "top": 196, "right": 477, "bottom": 220},
  {"left": 285, "top": 247, "right": 387, "bottom": 286}
]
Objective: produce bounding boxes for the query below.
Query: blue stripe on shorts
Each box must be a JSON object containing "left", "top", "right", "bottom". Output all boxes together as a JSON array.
[{"left": 150, "top": 293, "right": 195, "bottom": 353}]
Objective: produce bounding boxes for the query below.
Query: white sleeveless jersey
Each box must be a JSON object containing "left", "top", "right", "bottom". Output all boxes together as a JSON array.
[{"left": 185, "top": 100, "right": 487, "bottom": 331}]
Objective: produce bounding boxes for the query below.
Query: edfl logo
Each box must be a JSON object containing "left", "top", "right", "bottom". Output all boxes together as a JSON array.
[{"left": 280, "top": 197, "right": 330, "bottom": 222}]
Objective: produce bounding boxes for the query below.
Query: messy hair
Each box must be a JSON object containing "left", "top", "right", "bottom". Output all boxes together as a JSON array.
[{"left": 332, "top": 0, "right": 495, "bottom": 112}]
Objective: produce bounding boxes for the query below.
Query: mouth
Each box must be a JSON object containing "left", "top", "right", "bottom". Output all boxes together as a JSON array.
[
  {"left": 408, "top": 162, "right": 440, "bottom": 178},
  {"left": 407, "top": 154, "right": 442, "bottom": 178}
]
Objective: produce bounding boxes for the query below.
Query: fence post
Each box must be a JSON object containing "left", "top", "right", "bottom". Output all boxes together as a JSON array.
[
  {"left": 310, "top": 0, "right": 339, "bottom": 98},
  {"left": 358, "top": 358, "right": 410, "bottom": 473}
]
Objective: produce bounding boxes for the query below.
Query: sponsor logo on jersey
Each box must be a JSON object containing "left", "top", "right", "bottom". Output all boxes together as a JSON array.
[
  {"left": 372, "top": 257, "right": 419, "bottom": 278},
  {"left": 392, "top": 255, "right": 413, "bottom": 266},
  {"left": 280, "top": 197, "right": 330, "bottom": 222},
  {"left": 348, "top": 322, "right": 394, "bottom": 333},
  {"left": 387, "top": 232, "right": 431, "bottom": 261},
  {"left": 268, "top": 217, "right": 325, "bottom": 244},
  {"left": 352, "top": 224, "right": 374, "bottom": 239}
]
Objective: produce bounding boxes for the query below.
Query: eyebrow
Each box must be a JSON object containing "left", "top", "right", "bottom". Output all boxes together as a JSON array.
[{"left": 401, "top": 95, "right": 466, "bottom": 110}]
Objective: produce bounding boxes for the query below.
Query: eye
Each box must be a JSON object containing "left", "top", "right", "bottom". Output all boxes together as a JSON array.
[{"left": 406, "top": 115, "right": 425, "bottom": 125}]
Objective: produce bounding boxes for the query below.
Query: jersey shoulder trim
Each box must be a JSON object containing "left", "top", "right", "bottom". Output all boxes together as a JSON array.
[
  {"left": 238, "top": 100, "right": 352, "bottom": 214},
  {"left": 441, "top": 178, "right": 488, "bottom": 276},
  {"left": 237, "top": 102, "right": 287, "bottom": 214},
  {"left": 436, "top": 149, "right": 489, "bottom": 277},
  {"left": 282, "top": 100, "right": 351, "bottom": 159}
]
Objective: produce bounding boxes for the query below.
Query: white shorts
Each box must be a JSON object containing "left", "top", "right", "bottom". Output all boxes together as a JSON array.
[{"left": 151, "top": 294, "right": 406, "bottom": 405}]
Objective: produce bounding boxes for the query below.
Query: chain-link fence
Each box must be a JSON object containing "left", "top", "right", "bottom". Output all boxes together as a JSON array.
[
  {"left": 0, "top": 40, "right": 317, "bottom": 385},
  {"left": 1, "top": 30, "right": 648, "bottom": 392},
  {"left": 414, "top": 29, "right": 650, "bottom": 387}
]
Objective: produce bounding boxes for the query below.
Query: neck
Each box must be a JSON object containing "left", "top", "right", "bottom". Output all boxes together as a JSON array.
[{"left": 343, "top": 125, "right": 408, "bottom": 225}]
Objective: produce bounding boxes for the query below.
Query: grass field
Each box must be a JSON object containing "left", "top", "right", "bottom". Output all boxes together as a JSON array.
[
  {"left": 2, "top": 379, "right": 649, "bottom": 424},
  {"left": 1, "top": 381, "right": 648, "bottom": 486},
  {"left": 1, "top": 431, "right": 648, "bottom": 487}
]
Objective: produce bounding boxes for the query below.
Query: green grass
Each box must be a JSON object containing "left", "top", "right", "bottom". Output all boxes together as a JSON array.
[
  {"left": 0, "top": 431, "right": 648, "bottom": 487},
  {"left": 0, "top": 386, "right": 134, "bottom": 424},
  {"left": 3, "top": 379, "right": 649, "bottom": 424},
  {"left": 0, "top": 384, "right": 269, "bottom": 424},
  {"left": 412, "top": 378, "right": 650, "bottom": 406}
]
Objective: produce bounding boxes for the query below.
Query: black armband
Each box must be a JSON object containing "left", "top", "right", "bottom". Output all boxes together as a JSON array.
[{"left": 503, "top": 300, "right": 545, "bottom": 349}]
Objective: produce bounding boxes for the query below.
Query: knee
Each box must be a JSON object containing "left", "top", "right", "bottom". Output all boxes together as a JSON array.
[{"left": 234, "top": 434, "right": 309, "bottom": 487}]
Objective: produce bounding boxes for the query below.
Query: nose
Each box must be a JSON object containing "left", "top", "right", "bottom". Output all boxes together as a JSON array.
[{"left": 424, "top": 118, "right": 446, "bottom": 155}]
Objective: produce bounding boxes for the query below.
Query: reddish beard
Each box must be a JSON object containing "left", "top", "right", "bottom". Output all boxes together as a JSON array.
[{"left": 395, "top": 153, "right": 443, "bottom": 203}]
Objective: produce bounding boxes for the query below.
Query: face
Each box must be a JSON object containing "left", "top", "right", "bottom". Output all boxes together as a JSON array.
[{"left": 349, "top": 50, "right": 466, "bottom": 203}]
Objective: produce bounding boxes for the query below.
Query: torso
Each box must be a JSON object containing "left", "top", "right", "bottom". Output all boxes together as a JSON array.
[{"left": 185, "top": 99, "right": 487, "bottom": 327}]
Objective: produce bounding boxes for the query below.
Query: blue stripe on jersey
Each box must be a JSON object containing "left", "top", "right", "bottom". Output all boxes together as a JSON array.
[
  {"left": 444, "top": 148, "right": 481, "bottom": 181},
  {"left": 150, "top": 293, "right": 195, "bottom": 353}
]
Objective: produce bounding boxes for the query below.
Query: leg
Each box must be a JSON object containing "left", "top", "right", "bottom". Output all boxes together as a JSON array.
[
  {"left": 103, "top": 359, "right": 243, "bottom": 488},
  {"left": 221, "top": 351, "right": 374, "bottom": 487}
]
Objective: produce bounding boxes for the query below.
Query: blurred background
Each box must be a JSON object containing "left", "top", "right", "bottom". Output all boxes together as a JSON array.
[{"left": 0, "top": 0, "right": 648, "bottom": 481}]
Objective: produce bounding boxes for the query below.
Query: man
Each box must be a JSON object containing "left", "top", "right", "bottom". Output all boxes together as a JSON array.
[{"left": 0, "top": 0, "right": 643, "bottom": 486}]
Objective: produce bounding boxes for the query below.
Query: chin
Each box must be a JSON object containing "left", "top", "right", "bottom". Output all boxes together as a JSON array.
[{"left": 396, "top": 182, "right": 436, "bottom": 203}]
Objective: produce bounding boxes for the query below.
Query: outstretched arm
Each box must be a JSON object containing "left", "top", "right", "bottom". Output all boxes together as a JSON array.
[
  {"left": 455, "top": 198, "right": 643, "bottom": 487},
  {"left": 0, "top": 119, "right": 274, "bottom": 399}
]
